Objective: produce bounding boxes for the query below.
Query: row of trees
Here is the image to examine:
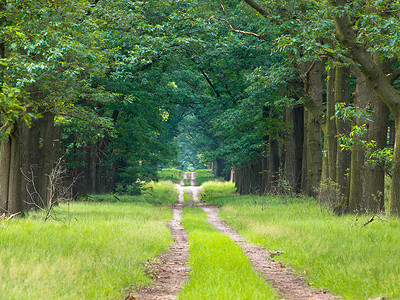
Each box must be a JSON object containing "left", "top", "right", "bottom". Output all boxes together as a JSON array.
[
  {"left": 0, "top": 0, "right": 182, "bottom": 214},
  {"left": 216, "top": 0, "right": 400, "bottom": 215},
  {"left": 167, "top": 0, "right": 400, "bottom": 215},
  {"left": 1, "top": 0, "right": 400, "bottom": 216}
]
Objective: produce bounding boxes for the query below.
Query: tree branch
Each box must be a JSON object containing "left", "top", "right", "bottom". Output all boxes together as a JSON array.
[
  {"left": 209, "top": 16, "right": 268, "bottom": 42},
  {"left": 242, "top": 0, "right": 269, "bottom": 17},
  {"left": 329, "top": 0, "right": 400, "bottom": 111},
  {"left": 389, "top": 67, "right": 400, "bottom": 84}
]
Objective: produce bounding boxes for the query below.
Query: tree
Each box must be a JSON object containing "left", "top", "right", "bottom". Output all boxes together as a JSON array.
[{"left": 329, "top": 0, "right": 400, "bottom": 214}]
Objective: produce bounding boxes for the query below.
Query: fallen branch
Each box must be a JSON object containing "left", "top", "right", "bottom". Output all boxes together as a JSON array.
[
  {"left": 0, "top": 212, "right": 21, "bottom": 223},
  {"left": 363, "top": 215, "right": 375, "bottom": 227}
]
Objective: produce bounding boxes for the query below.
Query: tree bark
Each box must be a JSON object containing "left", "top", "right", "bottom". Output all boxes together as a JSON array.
[
  {"left": 0, "top": 133, "right": 11, "bottom": 213},
  {"left": 348, "top": 68, "right": 368, "bottom": 212},
  {"left": 335, "top": 66, "right": 351, "bottom": 200},
  {"left": 305, "top": 61, "right": 323, "bottom": 196},
  {"left": 326, "top": 67, "right": 337, "bottom": 181}
]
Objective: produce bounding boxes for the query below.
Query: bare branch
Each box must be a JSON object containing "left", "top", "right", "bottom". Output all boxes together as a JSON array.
[{"left": 209, "top": 16, "right": 268, "bottom": 42}]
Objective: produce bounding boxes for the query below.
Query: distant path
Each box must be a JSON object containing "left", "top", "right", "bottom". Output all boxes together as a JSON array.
[{"left": 181, "top": 172, "right": 197, "bottom": 186}]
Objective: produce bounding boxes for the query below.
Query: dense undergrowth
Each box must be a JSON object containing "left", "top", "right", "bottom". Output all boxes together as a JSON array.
[{"left": 201, "top": 190, "right": 400, "bottom": 300}]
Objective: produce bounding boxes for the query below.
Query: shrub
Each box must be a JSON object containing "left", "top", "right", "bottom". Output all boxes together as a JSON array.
[
  {"left": 142, "top": 181, "right": 177, "bottom": 205},
  {"left": 316, "top": 178, "right": 346, "bottom": 215},
  {"left": 194, "top": 169, "right": 216, "bottom": 186},
  {"left": 157, "top": 168, "right": 184, "bottom": 183},
  {"left": 201, "top": 181, "right": 236, "bottom": 204}
]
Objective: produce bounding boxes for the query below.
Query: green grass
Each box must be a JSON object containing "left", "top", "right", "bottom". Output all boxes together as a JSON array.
[
  {"left": 179, "top": 206, "right": 279, "bottom": 300},
  {"left": 0, "top": 202, "right": 173, "bottom": 299},
  {"left": 89, "top": 181, "right": 177, "bottom": 206},
  {"left": 142, "top": 181, "right": 177, "bottom": 205},
  {"left": 200, "top": 181, "right": 237, "bottom": 204},
  {"left": 158, "top": 168, "right": 184, "bottom": 183},
  {"left": 216, "top": 195, "right": 400, "bottom": 299},
  {"left": 194, "top": 169, "right": 216, "bottom": 186},
  {"left": 184, "top": 190, "right": 192, "bottom": 202}
]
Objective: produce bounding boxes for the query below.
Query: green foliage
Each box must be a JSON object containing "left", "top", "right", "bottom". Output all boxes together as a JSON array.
[
  {"left": 336, "top": 102, "right": 394, "bottom": 172},
  {"left": 0, "top": 202, "right": 172, "bottom": 299},
  {"left": 179, "top": 206, "right": 279, "bottom": 299},
  {"left": 219, "top": 196, "right": 400, "bottom": 299}
]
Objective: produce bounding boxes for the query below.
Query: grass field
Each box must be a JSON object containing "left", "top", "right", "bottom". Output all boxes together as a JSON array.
[
  {"left": 204, "top": 194, "right": 400, "bottom": 300},
  {"left": 0, "top": 186, "right": 176, "bottom": 299},
  {"left": 179, "top": 206, "right": 279, "bottom": 299}
]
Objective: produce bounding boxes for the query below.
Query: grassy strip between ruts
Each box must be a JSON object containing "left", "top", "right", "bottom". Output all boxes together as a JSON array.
[
  {"left": 179, "top": 206, "right": 279, "bottom": 300},
  {"left": 0, "top": 202, "right": 173, "bottom": 299},
  {"left": 211, "top": 194, "right": 400, "bottom": 300}
]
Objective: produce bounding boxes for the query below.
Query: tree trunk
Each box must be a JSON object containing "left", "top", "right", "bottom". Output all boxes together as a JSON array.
[
  {"left": 305, "top": 61, "right": 323, "bottom": 196},
  {"left": 348, "top": 68, "right": 368, "bottom": 212},
  {"left": 389, "top": 112, "right": 400, "bottom": 215},
  {"left": 283, "top": 109, "right": 296, "bottom": 192},
  {"left": 363, "top": 59, "right": 391, "bottom": 213},
  {"left": 326, "top": 67, "right": 337, "bottom": 181},
  {"left": 0, "top": 133, "right": 11, "bottom": 213},
  {"left": 335, "top": 66, "right": 351, "bottom": 200},
  {"left": 268, "top": 134, "right": 280, "bottom": 190},
  {"left": 261, "top": 105, "right": 269, "bottom": 193},
  {"left": 293, "top": 105, "right": 304, "bottom": 193}
]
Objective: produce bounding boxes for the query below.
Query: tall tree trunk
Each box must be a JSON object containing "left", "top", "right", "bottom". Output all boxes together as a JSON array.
[
  {"left": 293, "top": 105, "right": 304, "bottom": 193},
  {"left": 348, "top": 69, "right": 368, "bottom": 212},
  {"left": 261, "top": 105, "right": 269, "bottom": 193},
  {"left": 305, "top": 61, "right": 323, "bottom": 196},
  {"left": 283, "top": 109, "right": 296, "bottom": 192},
  {"left": 268, "top": 134, "right": 280, "bottom": 190},
  {"left": 0, "top": 133, "right": 11, "bottom": 213},
  {"left": 326, "top": 67, "right": 337, "bottom": 181},
  {"left": 335, "top": 66, "right": 351, "bottom": 200},
  {"left": 389, "top": 112, "right": 400, "bottom": 215},
  {"left": 363, "top": 59, "right": 391, "bottom": 213}
]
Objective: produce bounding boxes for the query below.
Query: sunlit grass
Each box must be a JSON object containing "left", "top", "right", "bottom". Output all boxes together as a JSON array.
[
  {"left": 194, "top": 169, "right": 216, "bottom": 186},
  {"left": 179, "top": 206, "right": 279, "bottom": 300},
  {"left": 142, "top": 181, "right": 177, "bottom": 205},
  {"left": 217, "top": 195, "right": 400, "bottom": 299},
  {"left": 200, "top": 181, "right": 237, "bottom": 204},
  {"left": 157, "top": 168, "right": 184, "bottom": 183},
  {"left": 0, "top": 202, "right": 173, "bottom": 299}
]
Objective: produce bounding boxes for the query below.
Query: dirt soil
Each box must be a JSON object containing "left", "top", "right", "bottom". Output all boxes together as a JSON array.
[{"left": 128, "top": 172, "right": 341, "bottom": 300}]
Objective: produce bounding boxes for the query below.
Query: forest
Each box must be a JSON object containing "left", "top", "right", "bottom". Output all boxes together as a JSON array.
[
  {"left": 1, "top": 0, "right": 400, "bottom": 299},
  {"left": 2, "top": 0, "right": 400, "bottom": 216}
]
